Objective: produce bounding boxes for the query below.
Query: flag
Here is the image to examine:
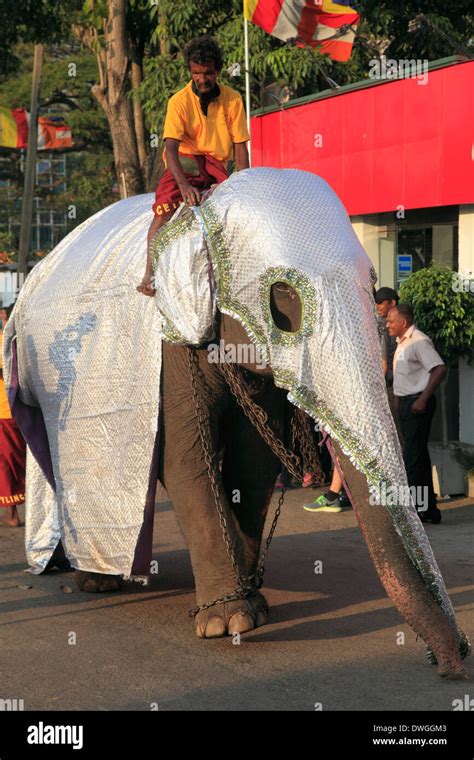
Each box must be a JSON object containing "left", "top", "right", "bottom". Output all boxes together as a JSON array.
[
  {"left": 244, "top": 0, "right": 360, "bottom": 62},
  {"left": 0, "top": 108, "right": 73, "bottom": 150},
  {"left": 0, "top": 108, "right": 29, "bottom": 148}
]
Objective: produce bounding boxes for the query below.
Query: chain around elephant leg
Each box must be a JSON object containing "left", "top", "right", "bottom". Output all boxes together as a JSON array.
[{"left": 187, "top": 348, "right": 253, "bottom": 621}]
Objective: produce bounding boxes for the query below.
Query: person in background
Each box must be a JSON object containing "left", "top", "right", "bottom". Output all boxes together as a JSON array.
[
  {"left": 374, "top": 287, "right": 398, "bottom": 383},
  {"left": 375, "top": 286, "right": 403, "bottom": 441},
  {"left": 0, "top": 304, "right": 26, "bottom": 527},
  {"left": 387, "top": 303, "right": 446, "bottom": 524}
]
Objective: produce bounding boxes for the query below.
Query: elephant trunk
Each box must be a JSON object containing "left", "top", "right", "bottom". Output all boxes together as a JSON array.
[{"left": 335, "top": 444, "right": 467, "bottom": 678}]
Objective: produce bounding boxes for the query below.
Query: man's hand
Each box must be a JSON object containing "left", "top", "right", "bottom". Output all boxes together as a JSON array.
[
  {"left": 179, "top": 181, "right": 201, "bottom": 206},
  {"left": 411, "top": 397, "right": 427, "bottom": 414},
  {"left": 137, "top": 269, "right": 156, "bottom": 297}
]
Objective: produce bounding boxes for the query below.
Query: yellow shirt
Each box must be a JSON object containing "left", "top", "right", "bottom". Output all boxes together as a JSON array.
[
  {"left": 163, "top": 81, "right": 250, "bottom": 163},
  {"left": 0, "top": 333, "right": 12, "bottom": 419}
]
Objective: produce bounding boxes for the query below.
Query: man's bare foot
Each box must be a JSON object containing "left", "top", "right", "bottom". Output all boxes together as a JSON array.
[
  {"left": 136, "top": 272, "right": 155, "bottom": 297},
  {"left": 0, "top": 506, "right": 24, "bottom": 527}
]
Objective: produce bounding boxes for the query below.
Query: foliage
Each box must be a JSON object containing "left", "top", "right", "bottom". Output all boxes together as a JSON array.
[
  {"left": 400, "top": 264, "right": 474, "bottom": 368},
  {"left": 139, "top": 0, "right": 474, "bottom": 145},
  {"left": 0, "top": 42, "right": 115, "bottom": 256},
  {"left": 0, "top": 0, "right": 82, "bottom": 78},
  {"left": 1, "top": 0, "right": 472, "bottom": 250}
]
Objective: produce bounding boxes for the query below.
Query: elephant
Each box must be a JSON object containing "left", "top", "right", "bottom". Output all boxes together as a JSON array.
[{"left": 3, "top": 167, "right": 469, "bottom": 677}]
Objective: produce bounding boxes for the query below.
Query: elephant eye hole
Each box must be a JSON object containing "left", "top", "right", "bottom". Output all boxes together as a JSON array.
[{"left": 270, "top": 282, "right": 302, "bottom": 334}]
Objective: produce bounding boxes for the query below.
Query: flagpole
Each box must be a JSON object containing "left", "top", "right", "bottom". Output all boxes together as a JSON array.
[{"left": 243, "top": 15, "right": 252, "bottom": 166}]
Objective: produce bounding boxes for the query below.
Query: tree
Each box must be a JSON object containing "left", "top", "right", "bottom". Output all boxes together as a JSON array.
[
  {"left": 400, "top": 264, "right": 474, "bottom": 447},
  {"left": 0, "top": 0, "right": 79, "bottom": 77},
  {"left": 72, "top": 0, "right": 142, "bottom": 196},
  {"left": 0, "top": 42, "right": 116, "bottom": 256},
  {"left": 2, "top": 0, "right": 472, "bottom": 203}
]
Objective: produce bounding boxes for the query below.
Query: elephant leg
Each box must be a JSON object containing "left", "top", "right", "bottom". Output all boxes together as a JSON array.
[
  {"left": 334, "top": 443, "right": 467, "bottom": 678},
  {"left": 159, "top": 344, "right": 261, "bottom": 638},
  {"left": 221, "top": 374, "right": 286, "bottom": 632},
  {"left": 75, "top": 570, "right": 123, "bottom": 593}
]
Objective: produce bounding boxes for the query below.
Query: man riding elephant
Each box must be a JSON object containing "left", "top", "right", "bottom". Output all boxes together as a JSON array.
[{"left": 137, "top": 35, "right": 250, "bottom": 297}]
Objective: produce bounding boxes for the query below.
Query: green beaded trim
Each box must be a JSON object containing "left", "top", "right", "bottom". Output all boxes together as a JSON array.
[
  {"left": 161, "top": 316, "right": 188, "bottom": 345},
  {"left": 259, "top": 267, "right": 317, "bottom": 347},
  {"left": 196, "top": 202, "right": 234, "bottom": 311},
  {"left": 150, "top": 211, "right": 195, "bottom": 345},
  {"left": 150, "top": 211, "right": 195, "bottom": 271}
]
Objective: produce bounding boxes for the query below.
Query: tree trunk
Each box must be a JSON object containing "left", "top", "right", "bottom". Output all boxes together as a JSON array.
[
  {"left": 147, "top": 146, "right": 165, "bottom": 193},
  {"left": 92, "top": 0, "right": 144, "bottom": 198},
  {"left": 130, "top": 56, "right": 148, "bottom": 185}
]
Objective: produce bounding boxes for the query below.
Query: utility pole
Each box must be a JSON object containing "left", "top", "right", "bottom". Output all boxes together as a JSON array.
[
  {"left": 18, "top": 44, "right": 43, "bottom": 280},
  {"left": 243, "top": 16, "right": 252, "bottom": 166}
]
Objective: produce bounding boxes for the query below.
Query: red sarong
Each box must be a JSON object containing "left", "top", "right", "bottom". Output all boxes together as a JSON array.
[
  {"left": 0, "top": 419, "right": 26, "bottom": 507},
  {"left": 153, "top": 154, "right": 229, "bottom": 217}
]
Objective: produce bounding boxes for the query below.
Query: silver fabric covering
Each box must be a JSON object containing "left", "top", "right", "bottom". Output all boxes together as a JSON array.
[
  {"left": 3, "top": 194, "right": 162, "bottom": 577},
  {"left": 0, "top": 168, "right": 462, "bottom": 641},
  {"left": 151, "top": 167, "right": 460, "bottom": 634}
]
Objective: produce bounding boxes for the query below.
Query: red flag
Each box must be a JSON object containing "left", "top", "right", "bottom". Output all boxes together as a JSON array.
[{"left": 245, "top": 0, "right": 360, "bottom": 62}]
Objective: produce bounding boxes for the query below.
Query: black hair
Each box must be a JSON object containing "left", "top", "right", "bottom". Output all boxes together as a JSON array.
[
  {"left": 183, "top": 36, "right": 224, "bottom": 71},
  {"left": 375, "top": 287, "right": 399, "bottom": 304},
  {"left": 393, "top": 303, "right": 414, "bottom": 325}
]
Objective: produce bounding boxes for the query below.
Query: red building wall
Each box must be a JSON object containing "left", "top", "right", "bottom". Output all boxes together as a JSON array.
[{"left": 251, "top": 60, "right": 474, "bottom": 216}]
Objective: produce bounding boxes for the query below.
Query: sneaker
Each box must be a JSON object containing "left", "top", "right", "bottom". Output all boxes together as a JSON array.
[
  {"left": 338, "top": 489, "right": 351, "bottom": 508},
  {"left": 303, "top": 494, "right": 342, "bottom": 513},
  {"left": 302, "top": 473, "right": 314, "bottom": 488}
]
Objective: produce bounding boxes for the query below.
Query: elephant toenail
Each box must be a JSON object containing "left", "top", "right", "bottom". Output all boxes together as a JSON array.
[
  {"left": 228, "top": 612, "right": 254, "bottom": 634},
  {"left": 204, "top": 616, "right": 226, "bottom": 638}
]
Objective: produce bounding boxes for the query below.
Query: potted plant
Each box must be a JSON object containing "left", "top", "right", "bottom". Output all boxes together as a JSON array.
[{"left": 400, "top": 264, "right": 474, "bottom": 495}]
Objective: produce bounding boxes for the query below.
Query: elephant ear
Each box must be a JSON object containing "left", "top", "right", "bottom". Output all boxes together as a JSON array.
[{"left": 151, "top": 207, "right": 217, "bottom": 346}]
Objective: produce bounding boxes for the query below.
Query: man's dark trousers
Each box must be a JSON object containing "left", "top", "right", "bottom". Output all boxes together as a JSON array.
[{"left": 398, "top": 394, "right": 437, "bottom": 510}]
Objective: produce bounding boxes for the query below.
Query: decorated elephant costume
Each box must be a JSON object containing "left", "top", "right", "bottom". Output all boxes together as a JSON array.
[{"left": 3, "top": 168, "right": 469, "bottom": 675}]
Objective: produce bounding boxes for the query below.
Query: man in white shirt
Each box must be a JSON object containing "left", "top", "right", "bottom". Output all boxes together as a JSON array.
[{"left": 386, "top": 304, "right": 447, "bottom": 524}]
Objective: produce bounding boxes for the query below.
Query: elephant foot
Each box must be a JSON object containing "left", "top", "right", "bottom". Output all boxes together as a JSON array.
[
  {"left": 195, "top": 590, "right": 269, "bottom": 639},
  {"left": 75, "top": 570, "right": 123, "bottom": 593}
]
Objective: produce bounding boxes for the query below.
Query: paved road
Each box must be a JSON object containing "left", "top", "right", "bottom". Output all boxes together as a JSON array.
[{"left": 1, "top": 487, "right": 472, "bottom": 711}]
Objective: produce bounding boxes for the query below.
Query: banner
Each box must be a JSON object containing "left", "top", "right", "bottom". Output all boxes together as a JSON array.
[{"left": 0, "top": 108, "right": 72, "bottom": 150}]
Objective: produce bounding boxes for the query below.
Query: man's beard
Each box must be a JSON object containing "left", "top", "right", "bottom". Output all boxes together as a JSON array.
[{"left": 192, "top": 81, "right": 220, "bottom": 116}]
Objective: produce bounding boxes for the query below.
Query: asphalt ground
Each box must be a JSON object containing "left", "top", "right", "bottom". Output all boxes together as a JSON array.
[{"left": 0, "top": 485, "right": 472, "bottom": 712}]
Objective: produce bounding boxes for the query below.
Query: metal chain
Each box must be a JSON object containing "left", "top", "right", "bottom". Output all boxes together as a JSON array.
[
  {"left": 291, "top": 407, "right": 325, "bottom": 486},
  {"left": 186, "top": 349, "right": 325, "bottom": 615},
  {"left": 186, "top": 348, "right": 253, "bottom": 618},
  {"left": 255, "top": 486, "right": 286, "bottom": 588},
  {"left": 217, "top": 361, "right": 302, "bottom": 481}
]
